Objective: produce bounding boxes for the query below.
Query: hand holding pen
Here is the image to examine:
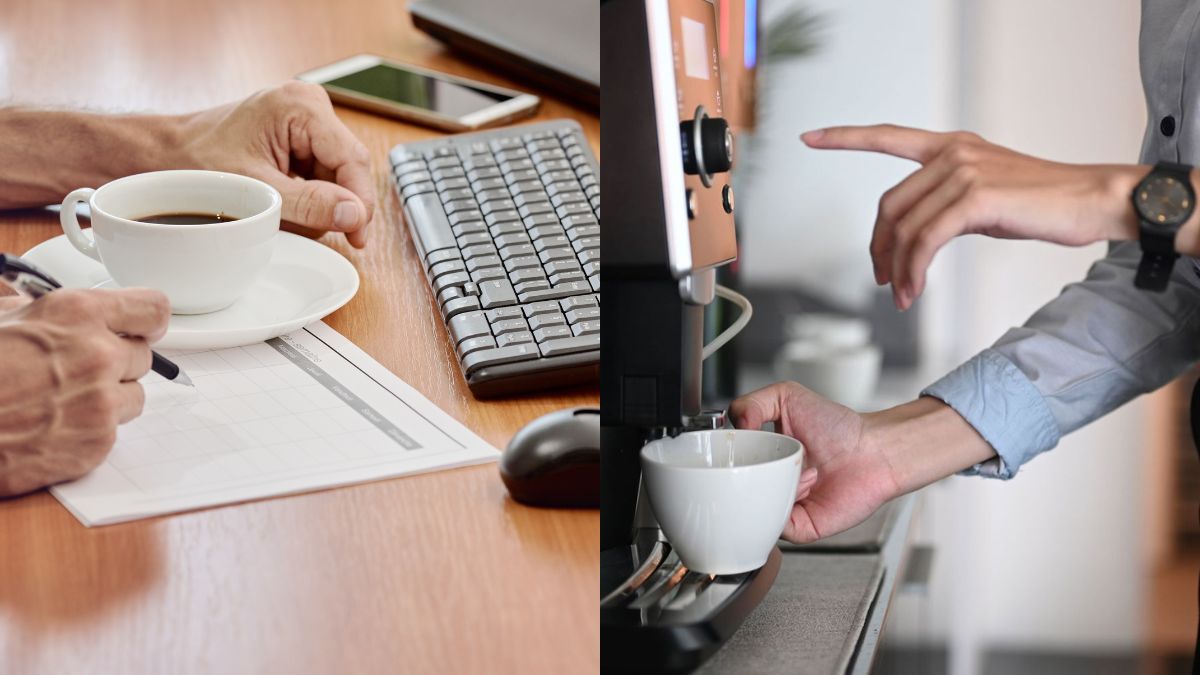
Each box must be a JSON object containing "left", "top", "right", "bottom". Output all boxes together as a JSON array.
[{"left": 0, "top": 254, "right": 192, "bottom": 386}]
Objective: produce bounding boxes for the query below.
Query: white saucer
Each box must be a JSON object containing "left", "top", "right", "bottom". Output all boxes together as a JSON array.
[{"left": 23, "top": 232, "right": 360, "bottom": 350}]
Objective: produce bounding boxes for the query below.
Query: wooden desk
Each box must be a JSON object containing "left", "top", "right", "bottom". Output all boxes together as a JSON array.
[{"left": 0, "top": 2, "right": 599, "bottom": 673}]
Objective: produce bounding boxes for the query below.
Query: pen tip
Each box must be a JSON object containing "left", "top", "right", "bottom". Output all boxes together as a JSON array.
[{"left": 175, "top": 372, "right": 195, "bottom": 388}]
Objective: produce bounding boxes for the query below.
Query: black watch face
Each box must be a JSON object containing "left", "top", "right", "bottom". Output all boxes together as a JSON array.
[{"left": 1136, "top": 174, "right": 1194, "bottom": 228}]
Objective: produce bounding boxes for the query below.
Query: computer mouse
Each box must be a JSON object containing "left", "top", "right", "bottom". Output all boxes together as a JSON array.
[{"left": 500, "top": 407, "right": 600, "bottom": 508}]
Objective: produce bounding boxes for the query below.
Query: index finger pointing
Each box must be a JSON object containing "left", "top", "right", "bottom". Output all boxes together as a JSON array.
[{"left": 801, "top": 124, "right": 950, "bottom": 163}]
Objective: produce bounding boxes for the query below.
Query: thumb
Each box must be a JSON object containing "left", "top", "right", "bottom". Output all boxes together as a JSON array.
[{"left": 270, "top": 175, "right": 368, "bottom": 238}]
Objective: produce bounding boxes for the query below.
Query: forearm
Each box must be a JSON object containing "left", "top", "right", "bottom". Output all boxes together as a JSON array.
[
  {"left": 0, "top": 108, "right": 192, "bottom": 209},
  {"left": 865, "top": 396, "right": 996, "bottom": 496}
]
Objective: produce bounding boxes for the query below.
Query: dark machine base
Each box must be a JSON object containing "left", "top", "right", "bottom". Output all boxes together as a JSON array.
[{"left": 601, "top": 530, "right": 781, "bottom": 674}]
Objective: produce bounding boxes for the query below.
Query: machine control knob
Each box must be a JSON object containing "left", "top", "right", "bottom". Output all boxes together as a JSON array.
[
  {"left": 686, "top": 189, "right": 697, "bottom": 220},
  {"left": 680, "top": 105, "right": 733, "bottom": 188},
  {"left": 722, "top": 184, "right": 735, "bottom": 214}
]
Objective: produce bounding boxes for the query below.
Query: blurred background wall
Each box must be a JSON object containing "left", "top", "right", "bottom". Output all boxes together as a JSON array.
[{"left": 737, "top": 0, "right": 1192, "bottom": 672}]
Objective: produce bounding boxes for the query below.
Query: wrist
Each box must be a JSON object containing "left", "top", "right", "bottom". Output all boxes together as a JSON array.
[
  {"left": 1174, "top": 168, "right": 1200, "bottom": 256},
  {"left": 861, "top": 396, "right": 996, "bottom": 497},
  {"left": 1103, "top": 164, "right": 1147, "bottom": 242}
]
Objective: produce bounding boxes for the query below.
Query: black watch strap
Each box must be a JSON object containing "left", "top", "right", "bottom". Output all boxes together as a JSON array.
[{"left": 1135, "top": 161, "right": 1191, "bottom": 291}]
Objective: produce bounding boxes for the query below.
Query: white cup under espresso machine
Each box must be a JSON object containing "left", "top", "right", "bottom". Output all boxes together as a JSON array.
[{"left": 600, "top": 1, "right": 777, "bottom": 671}]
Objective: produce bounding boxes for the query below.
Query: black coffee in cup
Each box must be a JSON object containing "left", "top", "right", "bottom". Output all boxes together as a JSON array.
[{"left": 135, "top": 212, "right": 240, "bottom": 225}]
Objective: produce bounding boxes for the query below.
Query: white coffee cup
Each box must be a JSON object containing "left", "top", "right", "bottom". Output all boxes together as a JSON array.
[
  {"left": 641, "top": 429, "right": 804, "bottom": 575},
  {"left": 59, "top": 170, "right": 282, "bottom": 314}
]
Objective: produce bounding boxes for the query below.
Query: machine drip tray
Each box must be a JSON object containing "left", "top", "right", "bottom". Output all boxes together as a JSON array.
[{"left": 601, "top": 528, "right": 780, "bottom": 674}]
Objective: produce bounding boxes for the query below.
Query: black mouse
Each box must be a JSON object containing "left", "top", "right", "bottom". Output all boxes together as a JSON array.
[{"left": 500, "top": 407, "right": 600, "bottom": 508}]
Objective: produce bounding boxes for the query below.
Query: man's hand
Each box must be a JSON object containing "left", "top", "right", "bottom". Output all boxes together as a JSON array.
[
  {"left": 731, "top": 381, "right": 996, "bottom": 543},
  {"left": 179, "top": 82, "right": 376, "bottom": 249},
  {"left": 0, "top": 288, "right": 169, "bottom": 497},
  {"left": 802, "top": 124, "right": 1152, "bottom": 309}
]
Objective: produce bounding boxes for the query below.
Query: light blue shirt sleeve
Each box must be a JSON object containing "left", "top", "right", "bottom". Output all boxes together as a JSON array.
[{"left": 922, "top": 241, "right": 1200, "bottom": 479}]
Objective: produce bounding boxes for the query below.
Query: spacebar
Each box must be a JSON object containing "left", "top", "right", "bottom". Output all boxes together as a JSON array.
[{"left": 404, "top": 193, "right": 456, "bottom": 253}]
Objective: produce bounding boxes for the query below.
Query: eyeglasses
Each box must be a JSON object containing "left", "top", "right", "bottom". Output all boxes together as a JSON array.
[{"left": 0, "top": 253, "right": 63, "bottom": 299}]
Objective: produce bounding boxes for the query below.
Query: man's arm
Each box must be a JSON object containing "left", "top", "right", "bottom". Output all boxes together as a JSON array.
[
  {"left": 0, "top": 83, "right": 377, "bottom": 248},
  {"left": 0, "top": 109, "right": 184, "bottom": 209}
]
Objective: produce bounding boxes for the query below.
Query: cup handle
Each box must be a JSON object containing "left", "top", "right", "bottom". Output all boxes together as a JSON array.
[{"left": 59, "top": 188, "right": 101, "bottom": 263}]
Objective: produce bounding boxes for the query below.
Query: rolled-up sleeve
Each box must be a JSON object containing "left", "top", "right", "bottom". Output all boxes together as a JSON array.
[{"left": 922, "top": 240, "right": 1200, "bottom": 479}]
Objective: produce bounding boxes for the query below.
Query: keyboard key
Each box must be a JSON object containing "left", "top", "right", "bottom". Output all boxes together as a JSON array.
[
  {"left": 462, "top": 343, "right": 539, "bottom": 375},
  {"left": 522, "top": 130, "right": 558, "bottom": 142},
  {"left": 495, "top": 233, "right": 532, "bottom": 249},
  {"left": 551, "top": 191, "right": 587, "bottom": 208},
  {"left": 518, "top": 302, "right": 557, "bottom": 319},
  {"left": 476, "top": 188, "right": 511, "bottom": 203},
  {"left": 539, "top": 247, "right": 575, "bottom": 263},
  {"left": 479, "top": 279, "right": 518, "bottom": 308},
  {"left": 470, "top": 177, "right": 507, "bottom": 192},
  {"left": 401, "top": 181, "right": 437, "bottom": 201},
  {"left": 549, "top": 271, "right": 587, "bottom": 285},
  {"left": 529, "top": 313, "right": 567, "bottom": 331},
  {"left": 442, "top": 296, "right": 481, "bottom": 320},
  {"left": 484, "top": 210, "right": 521, "bottom": 226},
  {"left": 498, "top": 331, "right": 535, "bottom": 347},
  {"left": 439, "top": 187, "right": 474, "bottom": 203},
  {"left": 526, "top": 138, "right": 561, "bottom": 152},
  {"left": 529, "top": 225, "right": 566, "bottom": 241},
  {"left": 546, "top": 182, "right": 582, "bottom": 198},
  {"left": 578, "top": 249, "right": 600, "bottom": 265},
  {"left": 539, "top": 334, "right": 600, "bottom": 356},
  {"left": 545, "top": 260, "right": 582, "bottom": 275},
  {"left": 518, "top": 282, "right": 591, "bottom": 303},
  {"left": 518, "top": 202, "right": 554, "bottom": 218},
  {"left": 471, "top": 267, "right": 507, "bottom": 283},
  {"left": 499, "top": 243, "right": 536, "bottom": 260},
  {"left": 428, "top": 156, "right": 461, "bottom": 170},
  {"left": 448, "top": 210, "right": 484, "bottom": 226},
  {"left": 531, "top": 149, "right": 568, "bottom": 164},
  {"left": 430, "top": 259, "right": 466, "bottom": 279},
  {"left": 463, "top": 157, "right": 498, "bottom": 173},
  {"left": 449, "top": 311, "right": 490, "bottom": 344},
  {"left": 503, "top": 168, "right": 540, "bottom": 184},
  {"left": 500, "top": 158, "right": 535, "bottom": 174},
  {"left": 504, "top": 255, "right": 541, "bottom": 272},
  {"left": 437, "top": 286, "right": 462, "bottom": 305},
  {"left": 434, "top": 271, "right": 471, "bottom": 294},
  {"left": 399, "top": 171, "right": 433, "bottom": 188},
  {"left": 489, "top": 222, "right": 525, "bottom": 238},
  {"left": 565, "top": 307, "right": 600, "bottom": 324},
  {"left": 458, "top": 335, "right": 497, "bottom": 357},
  {"left": 513, "top": 193, "right": 550, "bottom": 209},
  {"left": 515, "top": 280, "right": 551, "bottom": 295},
  {"left": 443, "top": 199, "right": 478, "bottom": 215},
  {"left": 425, "top": 249, "right": 462, "bottom": 268},
  {"left": 404, "top": 194, "right": 456, "bottom": 253},
  {"left": 523, "top": 213, "right": 559, "bottom": 229},
  {"left": 567, "top": 224, "right": 601, "bottom": 241},
  {"left": 534, "top": 236, "right": 570, "bottom": 252},
  {"left": 536, "top": 159, "right": 572, "bottom": 174},
  {"left": 496, "top": 148, "right": 531, "bottom": 162},
  {"left": 556, "top": 203, "right": 593, "bottom": 219},
  {"left": 589, "top": 275, "right": 599, "bottom": 292},
  {"left": 431, "top": 167, "right": 466, "bottom": 182},
  {"left": 509, "top": 180, "right": 544, "bottom": 196},
  {"left": 533, "top": 325, "right": 572, "bottom": 343},
  {"left": 436, "top": 177, "right": 470, "bottom": 192},
  {"left": 560, "top": 295, "right": 598, "bottom": 311},
  {"left": 462, "top": 243, "right": 499, "bottom": 260},
  {"left": 394, "top": 160, "right": 426, "bottom": 175},
  {"left": 572, "top": 236, "right": 600, "bottom": 252},
  {"left": 455, "top": 232, "right": 490, "bottom": 248},
  {"left": 583, "top": 261, "right": 600, "bottom": 277},
  {"left": 542, "top": 169, "right": 575, "bottom": 185},
  {"left": 423, "top": 146, "right": 457, "bottom": 160},
  {"left": 481, "top": 199, "right": 517, "bottom": 216},
  {"left": 452, "top": 222, "right": 487, "bottom": 237},
  {"left": 492, "top": 317, "right": 529, "bottom": 335},
  {"left": 485, "top": 307, "right": 523, "bottom": 323},
  {"left": 509, "top": 268, "right": 547, "bottom": 285},
  {"left": 466, "top": 255, "right": 502, "bottom": 272},
  {"left": 571, "top": 320, "right": 600, "bottom": 337},
  {"left": 489, "top": 137, "right": 524, "bottom": 152},
  {"left": 467, "top": 167, "right": 502, "bottom": 182}
]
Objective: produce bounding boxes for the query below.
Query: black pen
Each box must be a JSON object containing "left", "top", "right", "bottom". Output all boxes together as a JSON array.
[{"left": 0, "top": 253, "right": 194, "bottom": 387}]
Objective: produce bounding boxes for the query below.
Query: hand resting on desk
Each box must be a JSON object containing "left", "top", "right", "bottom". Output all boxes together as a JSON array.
[
  {"left": 0, "top": 82, "right": 376, "bottom": 248},
  {"left": 0, "top": 288, "right": 169, "bottom": 497}
]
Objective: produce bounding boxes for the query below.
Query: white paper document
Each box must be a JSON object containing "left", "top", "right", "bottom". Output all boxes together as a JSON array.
[{"left": 51, "top": 322, "right": 499, "bottom": 526}]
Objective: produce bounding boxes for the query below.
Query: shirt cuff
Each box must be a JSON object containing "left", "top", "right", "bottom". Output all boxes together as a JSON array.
[{"left": 921, "top": 349, "right": 1061, "bottom": 480}]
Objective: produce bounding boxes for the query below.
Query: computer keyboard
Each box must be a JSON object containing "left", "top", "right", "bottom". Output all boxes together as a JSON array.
[{"left": 389, "top": 120, "right": 599, "bottom": 398}]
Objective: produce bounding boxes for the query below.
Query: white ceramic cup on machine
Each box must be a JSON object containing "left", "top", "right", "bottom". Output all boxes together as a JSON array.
[
  {"left": 641, "top": 429, "right": 804, "bottom": 575},
  {"left": 59, "top": 170, "right": 282, "bottom": 314}
]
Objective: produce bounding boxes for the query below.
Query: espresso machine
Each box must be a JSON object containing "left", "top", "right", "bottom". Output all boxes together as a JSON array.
[{"left": 600, "top": 0, "right": 776, "bottom": 671}]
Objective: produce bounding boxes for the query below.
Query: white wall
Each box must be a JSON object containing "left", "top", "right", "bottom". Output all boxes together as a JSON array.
[{"left": 746, "top": 0, "right": 1150, "bottom": 671}]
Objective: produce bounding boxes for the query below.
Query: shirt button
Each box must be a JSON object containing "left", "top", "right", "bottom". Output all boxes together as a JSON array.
[{"left": 1161, "top": 115, "right": 1176, "bottom": 137}]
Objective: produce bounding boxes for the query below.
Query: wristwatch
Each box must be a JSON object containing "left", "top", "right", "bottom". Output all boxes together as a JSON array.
[{"left": 1133, "top": 161, "right": 1195, "bottom": 291}]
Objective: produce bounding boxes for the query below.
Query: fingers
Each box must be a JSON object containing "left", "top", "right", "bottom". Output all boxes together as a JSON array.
[
  {"left": 802, "top": 124, "right": 954, "bottom": 163},
  {"left": 119, "top": 336, "right": 153, "bottom": 382},
  {"left": 114, "top": 381, "right": 146, "bottom": 424},
  {"left": 870, "top": 155, "right": 960, "bottom": 285},
  {"left": 60, "top": 288, "right": 170, "bottom": 343},
  {"left": 300, "top": 91, "right": 376, "bottom": 248},
  {"left": 271, "top": 175, "right": 369, "bottom": 244},
  {"left": 795, "top": 467, "right": 819, "bottom": 501},
  {"left": 730, "top": 382, "right": 792, "bottom": 430},
  {"left": 888, "top": 175, "right": 974, "bottom": 309},
  {"left": 782, "top": 504, "right": 821, "bottom": 544}
]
